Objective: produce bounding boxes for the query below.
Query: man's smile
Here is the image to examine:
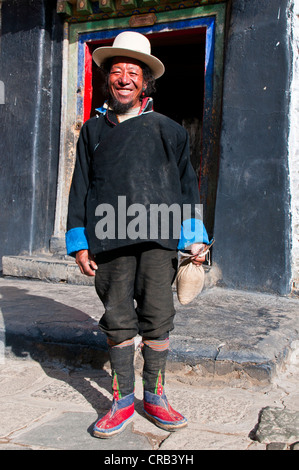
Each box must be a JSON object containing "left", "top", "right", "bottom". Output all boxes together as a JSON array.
[{"left": 116, "top": 88, "right": 134, "bottom": 94}]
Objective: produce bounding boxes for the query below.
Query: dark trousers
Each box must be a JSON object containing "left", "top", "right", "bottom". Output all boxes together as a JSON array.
[{"left": 95, "top": 243, "right": 178, "bottom": 344}]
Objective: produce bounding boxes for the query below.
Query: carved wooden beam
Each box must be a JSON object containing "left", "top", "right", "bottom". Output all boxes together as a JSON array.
[
  {"left": 98, "top": 0, "right": 115, "bottom": 13},
  {"left": 57, "top": 1, "right": 72, "bottom": 16},
  {"left": 57, "top": 0, "right": 99, "bottom": 16},
  {"left": 76, "top": 0, "right": 93, "bottom": 15},
  {"left": 56, "top": 0, "right": 227, "bottom": 19},
  {"left": 120, "top": 0, "right": 137, "bottom": 9},
  {"left": 139, "top": 0, "right": 160, "bottom": 7}
]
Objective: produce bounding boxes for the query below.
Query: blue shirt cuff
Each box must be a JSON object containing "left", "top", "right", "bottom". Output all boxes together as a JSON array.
[
  {"left": 65, "top": 227, "right": 89, "bottom": 256},
  {"left": 177, "top": 218, "right": 210, "bottom": 250}
]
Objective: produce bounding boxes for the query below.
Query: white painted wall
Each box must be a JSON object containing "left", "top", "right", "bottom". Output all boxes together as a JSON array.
[{"left": 288, "top": 0, "right": 299, "bottom": 291}]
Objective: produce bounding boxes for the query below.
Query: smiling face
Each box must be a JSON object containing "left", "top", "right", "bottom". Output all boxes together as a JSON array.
[{"left": 108, "top": 56, "right": 147, "bottom": 112}]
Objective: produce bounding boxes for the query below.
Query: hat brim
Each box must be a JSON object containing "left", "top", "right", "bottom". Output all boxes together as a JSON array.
[{"left": 92, "top": 47, "right": 165, "bottom": 79}]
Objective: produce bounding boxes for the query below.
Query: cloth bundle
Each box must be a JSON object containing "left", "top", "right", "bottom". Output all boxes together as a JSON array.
[{"left": 175, "top": 252, "right": 205, "bottom": 305}]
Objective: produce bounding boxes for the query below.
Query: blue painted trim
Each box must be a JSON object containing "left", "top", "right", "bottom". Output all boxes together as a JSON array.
[{"left": 65, "top": 227, "right": 89, "bottom": 256}]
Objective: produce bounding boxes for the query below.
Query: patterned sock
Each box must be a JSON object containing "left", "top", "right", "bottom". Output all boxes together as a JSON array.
[
  {"left": 142, "top": 336, "right": 169, "bottom": 395},
  {"left": 108, "top": 338, "right": 135, "bottom": 400}
]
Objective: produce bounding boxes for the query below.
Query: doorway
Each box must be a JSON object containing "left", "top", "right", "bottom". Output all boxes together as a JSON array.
[
  {"left": 87, "top": 27, "right": 206, "bottom": 179},
  {"left": 65, "top": 11, "right": 224, "bottom": 245}
]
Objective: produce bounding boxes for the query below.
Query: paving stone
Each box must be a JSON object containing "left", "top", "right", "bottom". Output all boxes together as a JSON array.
[
  {"left": 16, "top": 412, "right": 152, "bottom": 450},
  {"left": 266, "top": 442, "right": 289, "bottom": 450},
  {"left": 254, "top": 407, "right": 299, "bottom": 445}
]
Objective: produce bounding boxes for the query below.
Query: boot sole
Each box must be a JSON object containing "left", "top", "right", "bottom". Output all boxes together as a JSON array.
[
  {"left": 93, "top": 414, "right": 134, "bottom": 439},
  {"left": 144, "top": 410, "right": 188, "bottom": 432}
]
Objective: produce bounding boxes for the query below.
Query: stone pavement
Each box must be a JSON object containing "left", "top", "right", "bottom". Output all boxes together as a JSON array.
[{"left": 0, "top": 275, "right": 299, "bottom": 451}]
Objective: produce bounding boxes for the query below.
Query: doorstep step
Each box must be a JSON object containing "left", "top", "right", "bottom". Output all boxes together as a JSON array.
[{"left": 2, "top": 254, "right": 94, "bottom": 285}]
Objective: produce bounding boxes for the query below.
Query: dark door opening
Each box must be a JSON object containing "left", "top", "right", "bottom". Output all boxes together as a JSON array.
[
  {"left": 151, "top": 32, "right": 206, "bottom": 177},
  {"left": 88, "top": 28, "right": 206, "bottom": 178}
]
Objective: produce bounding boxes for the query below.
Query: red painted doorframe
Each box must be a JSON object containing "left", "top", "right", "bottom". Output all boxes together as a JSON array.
[{"left": 83, "top": 37, "right": 112, "bottom": 123}]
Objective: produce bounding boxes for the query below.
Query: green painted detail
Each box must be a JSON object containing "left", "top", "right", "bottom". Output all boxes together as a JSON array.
[
  {"left": 98, "top": 0, "right": 115, "bottom": 13},
  {"left": 57, "top": 0, "right": 72, "bottom": 16},
  {"left": 120, "top": 0, "right": 138, "bottom": 9},
  {"left": 76, "top": 0, "right": 93, "bottom": 15},
  {"left": 139, "top": 0, "right": 160, "bottom": 8},
  {"left": 69, "top": 3, "right": 226, "bottom": 38}
]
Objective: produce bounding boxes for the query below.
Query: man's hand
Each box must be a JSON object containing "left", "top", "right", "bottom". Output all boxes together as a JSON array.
[
  {"left": 189, "top": 243, "right": 207, "bottom": 266},
  {"left": 75, "top": 249, "right": 98, "bottom": 276}
]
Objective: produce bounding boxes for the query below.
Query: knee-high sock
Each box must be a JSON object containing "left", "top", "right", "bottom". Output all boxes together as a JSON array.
[
  {"left": 108, "top": 338, "right": 135, "bottom": 400},
  {"left": 142, "top": 337, "right": 169, "bottom": 395}
]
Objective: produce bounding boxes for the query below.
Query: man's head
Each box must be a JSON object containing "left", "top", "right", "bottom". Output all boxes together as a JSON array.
[
  {"left": 92, "top": 31, "right": 164, "bottom": 113},
  {"left": 101, "top": 56, "right": 156, "bottom": 114}
]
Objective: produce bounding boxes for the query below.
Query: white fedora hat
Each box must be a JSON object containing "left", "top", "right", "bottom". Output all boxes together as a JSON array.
[{"left": 92, "top": 31, "right": 165, "bottom": 79}]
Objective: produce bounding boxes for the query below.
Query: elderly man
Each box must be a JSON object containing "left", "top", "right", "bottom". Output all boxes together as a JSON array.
[{"left": 66, "top": 31, "right": 211, "bottom": 438}]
